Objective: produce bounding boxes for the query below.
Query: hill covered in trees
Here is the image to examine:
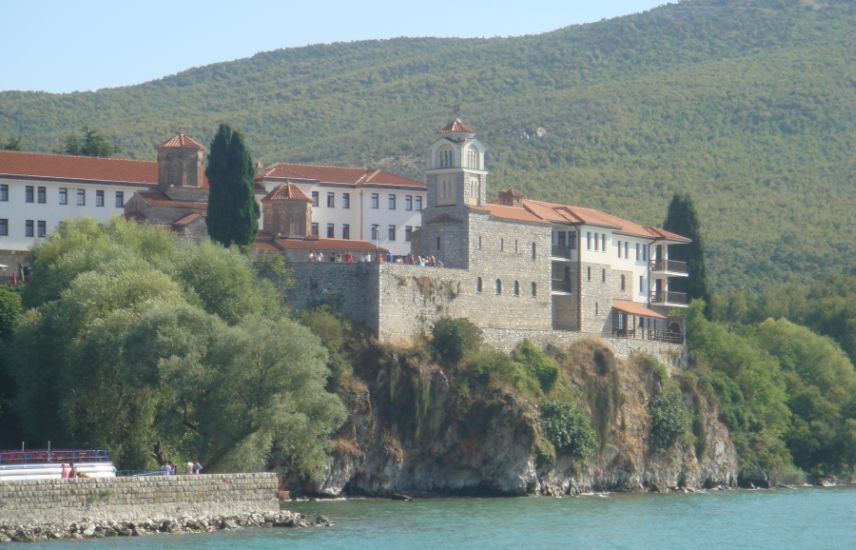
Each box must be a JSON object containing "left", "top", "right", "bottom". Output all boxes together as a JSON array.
[{"left": 1, "top": 0, "right": 853, "bottom": 290}]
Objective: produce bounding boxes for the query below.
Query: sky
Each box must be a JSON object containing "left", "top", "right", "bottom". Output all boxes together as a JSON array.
[{"left": 1, "top": 0, "right": 668, "bottom": 94}]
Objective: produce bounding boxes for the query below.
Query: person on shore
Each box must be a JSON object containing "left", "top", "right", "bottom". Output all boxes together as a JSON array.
[
  {"left": 70, "top": 463, "right": 78, "bottom": 479},
  {"left": 186, "top": 461, "right": 194, "bottom": 475},
  {"left": 61, "top": 463, "right": 70, "bottom": 480},
  {"left": 192, "top": 461, "right": 203, "bottom": 475}
]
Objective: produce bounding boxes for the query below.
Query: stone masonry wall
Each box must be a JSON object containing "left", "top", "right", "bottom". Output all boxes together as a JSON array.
[
  {"left": 0, "top": 473, "right": 278, "bottom": 527},
  {"left": 288, "top": 262, "right": 381, "bottom": 333},
  {"left": 579, "top": 261, "right": 634, "bottom": 335}
]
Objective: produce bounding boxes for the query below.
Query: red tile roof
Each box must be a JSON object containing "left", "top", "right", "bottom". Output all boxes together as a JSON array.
[
  {"left": 262, "top": 183, "right": 311, "bottom": 202},
  {"left": 441, "top": 119, "right": 476, "bottom": 134},
  {"left": 260, "top": 162, "right": 424, "bottom": 189},
  {"left": 172, "top": 212, "right": 202, "bottom": 226},
  {"left": 136, "top": 190, "right": 208, "bottom": 210},
  {"left": 612, "top": 299, "right": 667, "bottom": 320},
  {"left": 0, "top": 150, "right": 157, "bottom": 186},
  {"left": 479, "top": 203, "right": 546, "bottom": 224},
  {"left": 159, "top": 134, "right": 206, "bottom": 150},
  {"left": 255, "top": 233, "right": 386, "bottom": 253}
]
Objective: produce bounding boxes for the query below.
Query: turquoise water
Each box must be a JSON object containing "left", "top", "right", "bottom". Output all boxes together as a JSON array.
[{"left": 18, "top": 488, "right": 856, "bottom": 549}]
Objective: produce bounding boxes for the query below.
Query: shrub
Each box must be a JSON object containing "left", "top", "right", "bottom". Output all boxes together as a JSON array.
[
  {"left": 540, "top": 401, "right": 597, "bottom": 459},
  {"left": 431, "top": 317, "right": 482, "bottom": 366},
  {"left": 511, "top": 339, "right": 559, "bottom": 393},
  {"left": 648, "top": 390, "right": 691, "bottom": 452}
]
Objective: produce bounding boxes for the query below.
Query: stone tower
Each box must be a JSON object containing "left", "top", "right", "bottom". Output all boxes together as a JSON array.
[
  {"left": 261, "top": 183, "right": 312, "bottom": 238},
  {"left": 425, "top": 119, "right": 487, "bottom": 208},
  {"left": 156, "top": 134, "right": 206, "bottom": 190}
]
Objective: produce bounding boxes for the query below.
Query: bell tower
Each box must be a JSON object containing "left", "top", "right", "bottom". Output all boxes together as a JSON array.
[
  {"left": 425, "top": 119, "right": 487, "bottom": 209},
  {"left": 156, "top": 134, "right": 206, "bottom": 190}
]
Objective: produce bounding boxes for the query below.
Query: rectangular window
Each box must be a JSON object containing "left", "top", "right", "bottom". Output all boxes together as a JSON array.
[
  {"left": 326, "top": 223, "right": 335, "bottom": 238},
  {"left": 342, "top": 224, "right": 350, "bottom": 240},
  {"left": 311, "top": 222, "right": 319, "bottom": 236},
  {"left": 37, "top": 186, "right": 46, "bottom": 204},
  {"left": 587, "top": 267, "right": 591, "bottom": 281},
  {"left": 371, "top": 224, "right": 379, "bottom": 240},
  {"left": 636, "top": 243, "right": 640, "bottom": 260},
  {"left": 342, "top": 192, "right": 350, "bottom": 209},
  {"left": 601, "top": 234, "right": 607, "bottom": 252},
  {"left": 311, "top": 191, "right": 319, "bottom": 207},
  {"left": 0, "top": 184, "right": 8, "bottom": 201},
  {"left": 569, "top": 231, "right": 577, "bottom": 249},
  {"left": 405, "top": 226, "right": 413, "bottom": 242},
  {"left": 96, "top": 189, "right": 104, "bottom": 207},
  {"left": 77, "top": 189, "right": 85, "bottom": 206},
  {"left": 405, "top": 195, "right": 413, "bottom": 211},
  {"left": 25, "top": 186, "right": 34, "bottom": 203},
  {"left": 327, "top": 192, "right": 335, "bottom": 208},
  {"left": 616, "top": 239, "right": 621, "bottom": 258},
  {"left": 115, "top": 191, "right": 124, "bottom": 208},
  {"left": 643, "top": 245, "right": 648, "bottom": 261},
  {"left": 593, "top": 233, "right": 598, "bottom": 251},
  {"left": 371, "top": 193, "right": 379, "bottom": 209},
  {"left": 640, "top": 276, "right": 645, "bottom": 293},
  {"left": 586, "top": 231, "right": 591, "bottom": 250},
  {"left": 624, "top": 241, "right": 629, "bottom": 259},
  {"left": 25, "top": 219, "right": 34, "bottom": 237},
  {"left": 37, "top": 220, "right": 46, "bottom": 237},
  {"left": 59, "top": 188, "right": 68, "bottom": 205},
  {"left": 415, "top": 196, "right": 423, "bottom": 211},
  {"left": 478, "top": 235, "right": 482, "bottom": 250},
  {"left": 0, "top": 219, "right": 7, "bottom": 236},
  {"left": 388, "top": 225, "right": 396, "bottom": 241},
  {"left": 388, "top": 194, "right": 396, "bottom": 210}
]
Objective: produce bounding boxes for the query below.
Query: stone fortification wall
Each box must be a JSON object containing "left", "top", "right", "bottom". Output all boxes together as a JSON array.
[
  {"left": 0, "top": 473, "right": 278, "bottom": 527},
  {"left": 288, "top": 262, "right": 381, "bottom": 333}
]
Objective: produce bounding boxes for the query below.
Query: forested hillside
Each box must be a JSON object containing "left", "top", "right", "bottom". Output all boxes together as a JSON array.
[{"left": 1, "top": 0, "right": 853, "bottom": 290}]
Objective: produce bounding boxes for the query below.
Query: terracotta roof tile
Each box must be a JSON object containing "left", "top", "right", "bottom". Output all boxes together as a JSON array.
[
  {"left": 441, "top": 118, "right": 476, "bottom": 134},
  {"left": 612, "top": 299, "right": 667, "bottom": 320},
  {"left": 0, "top": 150, "right": 156, "bottom": 185},
  {"left": 262, "top": 183, "right": 311, "bottom": 202},
  {"left": 137, "top": 190, "right": 207, "bottom": 210},
  {"left": 172, "top": 212, "right": 201, "bottom": 227},
  {"left": 159, "top": 134, "right": 206, "bottom": 150},
  {"left": 255, "top": 235, "right": 386, "bottom": 253},
  {"left": 260, "top": 162, "right": 424, "bottom": 189},
  {"left": 480, "top": 203, "right": 547, "bottom": 224}
]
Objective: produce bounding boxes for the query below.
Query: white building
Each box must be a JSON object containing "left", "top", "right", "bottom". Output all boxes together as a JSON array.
[{"left": 256, "top": 163, "right": 425, "bottom": 256}]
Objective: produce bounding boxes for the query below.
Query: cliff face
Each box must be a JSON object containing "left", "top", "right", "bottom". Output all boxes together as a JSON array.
[{"left": 314, "top": 340, "right": 738, "bottom": 496}]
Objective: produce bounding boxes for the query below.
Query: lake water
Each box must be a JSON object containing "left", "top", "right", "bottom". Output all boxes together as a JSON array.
[{"left": 18, "top": 487, "right": 856, "bottom": 549}]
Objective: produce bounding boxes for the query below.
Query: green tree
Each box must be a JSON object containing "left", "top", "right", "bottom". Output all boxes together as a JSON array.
[
  {"left": 205, "top": 124, "right": 259, "bottom": 248},
  {"left": 0, "top": 286, "right": 23, "bottom": 446},
  {"left": 663, "top": 193, "right": 710, "bottom": 308},
  {"left": 2, "top": 137, "right": 21, "bottom": 151},
  {"left": 540, "top": 400, "right": 596, "bottom": 459},
  {"left": 430, "top": 317, "right": 482, "bottom": 366},
  {"left": 61, "top": 126, "right": 117, "bottom": 157},
  {"left": 648, "top": 389, "right": 691, "bottom": 452}
]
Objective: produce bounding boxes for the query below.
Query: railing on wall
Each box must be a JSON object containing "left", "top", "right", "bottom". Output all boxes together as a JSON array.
[
  {"left": 550, "top": 246, "right": 574, "bottom": 259},
  {"left": 650, "top": 259, "right": 688, "bottom": 274},
  {"left": 551, "top": 278, "right": 572, "bottom": 292},
  {"left": 0, "top": 449, "right": 111, "bottom": 465},
  {"left": 650, "top": 290, "right": 689, "bottom": 305},
  {"left": 612, "top": 328, "right": 684, "bottom": 344}
]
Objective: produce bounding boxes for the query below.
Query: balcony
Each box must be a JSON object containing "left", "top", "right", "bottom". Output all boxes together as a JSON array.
[
  {"left": 650, "top": 259, "right": 688, "bottom": 275},
  {"left": 552, "top": 278, "right": 572, "bottom": 293},
  {"left": 650, "top": 290, "right": 689, "bottom": 307},
  {"left": 551, "top": 246, "right": 574, "bottom": 260}
]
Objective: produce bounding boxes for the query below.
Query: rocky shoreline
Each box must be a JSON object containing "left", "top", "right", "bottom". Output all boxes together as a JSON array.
[{"left": 0, "top": 510, "right": 331, "bottom": 544}]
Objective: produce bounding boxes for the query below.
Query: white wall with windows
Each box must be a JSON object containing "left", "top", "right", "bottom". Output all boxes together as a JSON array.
[
  {"left": 0, "top": 177, "right": 150, "bottom": 252},
  {"left": 577, "top": 224, "right": 659, "bottom": 305}
]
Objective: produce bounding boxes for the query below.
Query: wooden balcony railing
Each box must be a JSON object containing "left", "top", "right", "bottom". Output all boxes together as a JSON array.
[
  {"left": 650, "top": 259, "right": 688, "bottom": 274},
  {"left": 650, "top": 290, "right": 689, "bottom": 305}
]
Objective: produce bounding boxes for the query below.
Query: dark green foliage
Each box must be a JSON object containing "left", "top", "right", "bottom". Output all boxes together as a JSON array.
[
  {"left": 648, "top": 390, "right": 691, "bottom": 452},
  {"left": 540, "top": 401, "right": 597, "bottom": 459},
  {"left": 205, "top": 124, "right": 260, "bottom": 248},
  {"left": 431, "top": 317, "right": 482, "bottom": 366},
  {"left": 510, "top": 339, "right": 559, "bottom": 393},
  {"left": 0, "top": 286, "right": 23, "bottom": 445},
  {"left": 2, "top": 137, "right": 21, "bottom": 150},
  {"left": 298, "top": 306, "right": 364, "bottom": 393},
  {"left": 0, "top": 286, "right": 21, "bottom": 342},
  {"left": 60, "top": 126, "right": 117, "bottom": 157},
  {"left": 663, "top": 193, "right": 709, "bottom": 306},
  {"left": 1, "top": 0, "right": 853, "bottom": 291}
]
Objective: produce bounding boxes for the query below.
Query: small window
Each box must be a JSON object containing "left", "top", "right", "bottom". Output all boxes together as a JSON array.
[
  {"left": 76, "top": 189, "right": 85, "bottom": 206},
  {"left": 311, "top": 222, "right": 319, "bottom": 236},
  {"left": 595, "top": 302, "right": 599, "bottom": 316},
  {"left": 342, "top": 192, "right": 350, "bottom": 209},
  {"left": 476, "top": 277, "right": 483, "bottom": 293},
  {"left": 326, "top": 223, "right": 335, "bottom": 238},
  {"left": 436, "top": 236, "right": 441, "bottom": 250},
  {"left": 371, "top": 224, "right": 379, "bottom": 240},
  {"left": 620, "top": 274, "right": 626, "bottom": 291},
  {"left": 601, "top": 234, "right": 607, "bottom": 252},
  {"left": 514, "top": 240, "right": 519, "bottom": 253},
  {"left": 478, "top": 235, "right": 482, "bottom": 250},
  {"left": 388, "top": 194, "right": 396, "bottom": 210},
  {"left": 593, "top": 232, "right": 598, "bottom": 251},
  {"left": 415, "top": 196, "right": 423, "bottom": 211},
  {"left": 531, "top": 282, "right": 537, "bottom": 297},
  {"left": 371, "top": 193, "right": 379, "bottom": 209},
  {"left": 342, "top": 224, "right": 350, "bottom": 240},
  {"left": 636, "top": 243, "right": 640, "bottom": 260},
  {"left": 617, "top": 240, "right": 622, "bottom": 258},
  {"left": 639, "top": 276, "right": 645, "bottom": 293},
  {"left": 96, "top": 189, "right": 104, "bottom": 207},
  {"left": 59, "top": 188, "right": 68, "bottom": 205},
  {"left": 500, "top": 238, "right": 504, "bottom": 252},
  {"left": 327, "top": 192, "right": 335, "bottom": 208},
  {"left": 115, "top": 191, "right": 124, "bottom": 208},
  {"left": 624, "top": 241, "right": 629, "bottom": 258},
  {"left": 25, "top": 219, "right": 34, "bottom": 237},
  {"left": 311, "top": 191, "right": 319, "bottom": 207},
  {"left": 531, "top": 242, "right": 537, "bottom": 260},
  {"left": 405, "top": 195, "right": 413, "bottom": 211},
  {"left": 388, "top": 225, "right": 396, "bottom": 241},
  {"left": 602, "top": 269, "right": 606, "bottom": 282},
  {"left": 0, "top": 218, "right": 8, "bottom": 236},
  {"left": 405, "top": 226, "right": 413, "bottom": 242},
  {"left": 495, "top": 279, "right": 502, "bottom": 295},
  {"left": 37, "top": 186, "right": 46, "bottom": 204},
  {"left": 642, "top": 245, "right": 648, "bottom": 261},
  {"left": 513, "top": 281, "right": 520, "bottom": 296},
  {"left": 569, "top": 231, "right": 577, "bottom": 249},
  {"left": 586, "top": 231, "right": 591, "bottom": 250},
  {"left": 37, "top": 220, "right": 46, "bottom": 237},
  {"left": 0, "top": 184, "right": 8, "bottom": 202},
  {"left": 25, "top": 186, "right": 34, "bottom": 203},
  {"left": 587, "top": 267, "right": 591, "bottom": 281}
]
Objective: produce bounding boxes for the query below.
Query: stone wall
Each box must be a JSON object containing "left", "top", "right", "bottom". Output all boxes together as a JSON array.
[
  {"left": 0, "top": 473, "right": 278, "bottom": 527},
  {"left": 288, "top": 262, "right": 381, "bottom": 333}
]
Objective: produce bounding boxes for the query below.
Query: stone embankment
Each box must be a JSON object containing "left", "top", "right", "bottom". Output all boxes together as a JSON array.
[{"left": 0, "top": 510, "right": 331, "bottom": 543}]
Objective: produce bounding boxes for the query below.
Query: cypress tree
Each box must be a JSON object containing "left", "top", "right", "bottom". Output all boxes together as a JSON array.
[
  {"left": 205, "top": 124, "right": 259, "bottom": 248},
  {"left": 663, "top": 193, "right": 710, "bottom": 307}
]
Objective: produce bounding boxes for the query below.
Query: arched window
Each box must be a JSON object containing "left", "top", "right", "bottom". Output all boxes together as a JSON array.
[
  {"left": 496, "top": 279, "right": 502, "bottom": 295},
  {"left": 620, "top": 274, "right": 626, "bottom": 291},
  {"left": 438, "top": 148, "right": 454, "bottom": 168},
  {"left": 476, "top": 277, "right": 483, "bottom": 293},
  {"left": 531, "top": 282, "right": 537, "bottom": 296},
  {"left": 601, "top": 268, "right": 606, "bottom": 282},
  {"left": 513, "top": 281, "right": 520, "bottom": 296},
  {"left": 468, "top": 147, "right": 479, "bottom": 169},
  {"left": 595, "top": 302, "right": 599, "bottom": 316},
  {"left": 500, "top": 238, "right": 504, "bottom": 252},
  {"left": 587, "top": 267, "right": 591, "bottom": 281},
  {"left": 531, "top": 242, "right": 537, "bottom": 260}
]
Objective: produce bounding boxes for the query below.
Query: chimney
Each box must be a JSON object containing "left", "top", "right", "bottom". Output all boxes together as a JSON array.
[{"left": 497, "top": 189, "right": 524, "bottom": 207}]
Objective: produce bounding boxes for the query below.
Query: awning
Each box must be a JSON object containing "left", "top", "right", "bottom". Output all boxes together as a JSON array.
[{"left": 612, "top": 300, "right": 666, "bottom": 320}]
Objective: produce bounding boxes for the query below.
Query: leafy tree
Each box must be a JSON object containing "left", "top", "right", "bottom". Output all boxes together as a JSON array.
[
  {"left": 0, "top": 286, "right": 23, "bottom": 446},
  {"left": 61, "top": 126, "right": 117, "bottom": 157},
  {"left": 663, "top": 193, "right": 710, "bottom": 307},
  {"left": 430, "top": 317, "right": 482, "bottom": 366},
  {"left": 510, "top": 339, "right": 559, "bottom": 393},
  {"left": 205, "top": 124, "right": 259, "bottom": 248},
  {"left": 648, "top": 390, "right": 691, "bottom": 452},
  {"left": 2, "top": 137, "right": 21, "bottom": 151},
  {"left": 540, "top": 400, "right": 596, "bottom": 459}
]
